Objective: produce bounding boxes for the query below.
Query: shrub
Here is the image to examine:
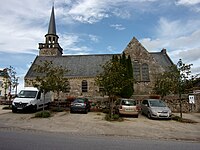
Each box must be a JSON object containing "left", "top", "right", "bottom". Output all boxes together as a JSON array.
[
  {"left": 105, "top": 113, "right": 123, "bottom": 121},
  {"left": 105, "top": 114, "right": 111, "bottom": 121},
  {"left": 2, "top": 106, "right": 12, "bottom": 110},
  {"left": 113, "top": 114, "right": 120, "bottom": 120},
  {"left": 35, "top": 111, "right": 51, "bottom": 118},
  {"left": 102, "top": 108, "right": 109, "bottom": 114}
]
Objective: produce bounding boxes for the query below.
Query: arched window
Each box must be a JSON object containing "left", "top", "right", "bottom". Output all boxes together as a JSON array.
[
  {"left": 82, "top": 80, "right": 88, "bottom": 92},
  {"left": 142, "top": 63, "right": 150, "bottom": 81},
  {"left": 133, "top": 61, "right": 141, "bottom": 82}
]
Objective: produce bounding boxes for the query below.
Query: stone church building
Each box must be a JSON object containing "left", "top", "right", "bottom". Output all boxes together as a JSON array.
[{"left": 25, "top": 6, "right": 173, "bottom": 99}]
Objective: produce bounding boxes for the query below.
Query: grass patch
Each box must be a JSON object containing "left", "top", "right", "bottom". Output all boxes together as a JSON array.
[{"left": 35, "top": 111, "right": 51, "bottom": 118}]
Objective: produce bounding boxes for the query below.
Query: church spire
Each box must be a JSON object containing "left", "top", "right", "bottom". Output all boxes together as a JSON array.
[
  {"left": 38, "top": 5, "right": 63, "bottom": 56},
  {"left": 48, "top": 6, "right": 56, "bottom": 35}
]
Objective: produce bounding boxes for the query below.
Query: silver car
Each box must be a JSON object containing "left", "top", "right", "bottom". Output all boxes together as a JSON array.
[{"left": 140, "top": 99, "right": 172, "bottom": 119}]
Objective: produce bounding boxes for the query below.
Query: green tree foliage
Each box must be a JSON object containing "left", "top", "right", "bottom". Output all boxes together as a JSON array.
[
  {"left": 96, "top": 53, "right": 134, "bottom": 98},
  {"left": 96, "top": 54, "right": 134, "bottom": 119},
  {"left": 154, "top": 65, "right": 179, "bottom": 99},
  {"left": 32, "top": 60, "right": 70, "bottom": 111},
  {"left": 154, "top": 59, "right": 192, "bottom": 118},
  {"left": 119, "top": 53, "right": 134, "bottom": 98}
]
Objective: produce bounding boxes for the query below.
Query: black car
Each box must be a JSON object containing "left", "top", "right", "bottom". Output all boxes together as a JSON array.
[{"left": 70, "top": 98, "right": 90, "bottom": 114}]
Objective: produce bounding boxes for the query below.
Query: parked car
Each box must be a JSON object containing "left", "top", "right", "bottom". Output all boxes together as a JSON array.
[
  {"left": 70, "top": 98, "right": 90, "bottom": 114},
  {"left": 140, "top": 99, "right": 172, "bottom": 119},
  {"left": 115, "top": 98, "right": 139, "bottom": 117}
]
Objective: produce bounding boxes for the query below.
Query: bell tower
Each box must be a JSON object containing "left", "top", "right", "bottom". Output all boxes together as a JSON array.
[{"left": 39, "top": 6, "right": 63, "bottom": 56}]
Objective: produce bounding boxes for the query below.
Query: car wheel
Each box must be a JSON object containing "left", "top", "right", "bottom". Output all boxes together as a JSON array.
[
  {"left": 32, "top": 105, "right": 37, "bottom": 113},
  {"left": 147, "top": 112, "right": 151, "bottom": 119},
  {"left": 84, "top": 109, "right": 88, "bottom": 114},
  {"left": 70, "top": 109, "right": 73, "bottom": 113},
  {"left": 12, "top": 108, "right": 17, "bottom": 113}
]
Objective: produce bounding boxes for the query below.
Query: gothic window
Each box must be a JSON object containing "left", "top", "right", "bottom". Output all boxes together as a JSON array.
[
  {"left": 133, "top": 61, "right": 141, "bottom": 82},
  {"left": 141, "top": 63, "right": 150, "bottom": 81},
  {"left": 82, "top": 80, "right": 88, "bottom": 92}
]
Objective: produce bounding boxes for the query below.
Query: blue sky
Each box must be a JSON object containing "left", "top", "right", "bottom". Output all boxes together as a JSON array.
[{"left": 0, "top": 0, "right": 200, "bottom": 92}]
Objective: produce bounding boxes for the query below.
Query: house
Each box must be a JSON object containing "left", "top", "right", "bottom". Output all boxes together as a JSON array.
[
  {"left": 0, "top": 69, "right": 10, "bottom": 99},
  {"left": 25, "top": 6, "right": 173, "bottom": 99}
]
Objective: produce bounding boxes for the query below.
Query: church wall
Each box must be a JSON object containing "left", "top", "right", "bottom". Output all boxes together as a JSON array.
[
  {"left": 123, "top": 38, "right": 165, "bottom": 95},
  {"left": 68, "top": 77, "right": 99, "bottom": 98}
]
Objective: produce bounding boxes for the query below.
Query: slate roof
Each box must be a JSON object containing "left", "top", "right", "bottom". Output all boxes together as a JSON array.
[
  {"left": 25, "top": 54, "right": 118, "bottom": 78},
  {"left": 48, "top": 6, "right": 56, "bottom": 35},
  {"left": 150, "top": 51, "right": 174, "bottom": 70},
  {"left": 25, "top": 52, "right": 173, "bottom": 79}
]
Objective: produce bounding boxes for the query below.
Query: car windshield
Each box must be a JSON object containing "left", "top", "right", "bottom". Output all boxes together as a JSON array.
[
  {"left": 149, "top": 100, "right": 166, "bottom": 107},
  {"left": 121, "top": 100, "right": 136, "bottom": 106},
  {"left": 74, "top": 99, "right": 85, "bottom": 103},
  {"left": 18, "top": 90, "right": 37, "bottom": 98}
]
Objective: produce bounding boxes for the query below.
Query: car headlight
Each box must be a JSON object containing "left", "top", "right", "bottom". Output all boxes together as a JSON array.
[{"left": 151, "top": 109, "right": 157, "bottom": 115}]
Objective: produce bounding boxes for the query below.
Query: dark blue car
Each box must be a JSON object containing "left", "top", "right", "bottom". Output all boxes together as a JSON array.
[{"left": 70, "top": 98, "right": 90, "bottom": 114}]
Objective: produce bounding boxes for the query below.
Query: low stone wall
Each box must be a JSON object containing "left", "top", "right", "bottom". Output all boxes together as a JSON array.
[{"left": 132, "top": 94, "right": 200, "bottom": 113}]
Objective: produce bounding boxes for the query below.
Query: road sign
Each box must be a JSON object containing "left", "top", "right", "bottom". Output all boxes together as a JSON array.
[{"left": 189, "top": 95, "right": 195, "bottom": 104}]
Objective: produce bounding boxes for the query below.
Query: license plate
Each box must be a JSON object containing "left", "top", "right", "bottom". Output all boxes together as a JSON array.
[
  {"left": 125, "top": 109, "right": 133, "bottom": 111},
  {"left": 75, "top": 104, "right": 81, "bottom": 106},
  {"left": 159, "top": 113, "right": 168, "bottom": 117}
]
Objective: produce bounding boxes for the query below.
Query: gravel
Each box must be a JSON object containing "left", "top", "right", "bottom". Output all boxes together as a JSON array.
[{"left": 0, "top": 105, "right": 200, "bottom": 142}]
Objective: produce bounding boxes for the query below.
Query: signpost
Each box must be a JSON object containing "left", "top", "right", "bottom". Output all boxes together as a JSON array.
[{"left": 188, "top": 95, "right": 195, "bottom": 112}]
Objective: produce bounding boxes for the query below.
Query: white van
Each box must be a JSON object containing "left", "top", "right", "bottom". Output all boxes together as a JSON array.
[{"left": 12, "top": 87, "right": 52, "bottom": 113}]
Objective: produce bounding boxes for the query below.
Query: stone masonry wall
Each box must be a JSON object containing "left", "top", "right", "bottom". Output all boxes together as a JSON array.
[{"left": 132, "top": 94, "right": 200, "bottom": 113}]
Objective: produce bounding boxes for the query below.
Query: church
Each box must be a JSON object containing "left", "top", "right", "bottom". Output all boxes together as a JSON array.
[{"left": 25, "top": 6, "right": 174, "bottom": 99}]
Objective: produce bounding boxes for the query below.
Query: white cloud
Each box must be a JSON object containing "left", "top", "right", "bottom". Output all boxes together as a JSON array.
[
  {"left": 88, "top": 34, "right": 99, "bottom": 42},
  {"left": 176, "top": 0, "right": 200, "bottom": 5},
  {"left": 107, "top": 46, "right": 116, "bottom": 52},
  {"left": 176, "top": 0, "right": 200, "bottom": 12},
  {"left": 110, "top": 24, "right": 125, "bottom": 31},
  {"left": 140, "top": 17, "right": 200, "bottom": 75},
  {"left": 68, "top": 0, "right": 109, "bottom": 24},
  {"left": 67, "top": 0, "right": 159, "bottom": 24},
  {"left": 60, "top": 33, "right": 92, "bottom": 53}
]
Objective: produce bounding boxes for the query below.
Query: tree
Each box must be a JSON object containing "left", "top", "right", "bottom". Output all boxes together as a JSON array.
[
  {"left": 176, "top": 59, "right": 193, "bottom": 118},
  {"left": 32, "top": 60, "right": 70, "bottom": 111},
  {"left": 119, "top": 54, "right": 134, "bottom": 98},
  {"left": 1, "top": 66, "right": 19, "bottom": 101},
  {"left": 96, "top": 54, "right": 134, "bottom": 119},
  {"left": 2, "top": 69, "right": 10, "bottom": 100},
  {"left": 154, "top": 59, "right": 192, "bottom": 118}
]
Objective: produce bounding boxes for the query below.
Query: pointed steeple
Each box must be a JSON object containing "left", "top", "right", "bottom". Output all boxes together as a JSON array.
[
  {"left": 38, "top": 5, "right": 63, "bottom": 56},
  {"left": 48, "top": 6, "right": 56, "bottom": 35}
]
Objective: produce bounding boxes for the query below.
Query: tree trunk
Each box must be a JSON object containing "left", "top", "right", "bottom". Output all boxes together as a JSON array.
[
  {"left": 179, "top": 93, "right": 182, "bottom": 119},
  {"left": 43, "top": 93, "right": 46, "bottom": 112}
]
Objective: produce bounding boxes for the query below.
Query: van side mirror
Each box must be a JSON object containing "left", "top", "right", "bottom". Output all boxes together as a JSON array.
[{"left": 37, "top": 91, "right": 41, "bottom": 99}]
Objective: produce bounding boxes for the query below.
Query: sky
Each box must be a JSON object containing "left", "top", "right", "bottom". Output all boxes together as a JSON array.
[{"left": 0, "top": 0, "right": 200, "bottom": 92}]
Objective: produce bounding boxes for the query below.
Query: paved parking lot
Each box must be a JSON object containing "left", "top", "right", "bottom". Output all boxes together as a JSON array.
[{"left": 0, "top": 105, "right": 200, "bottom": 142}]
